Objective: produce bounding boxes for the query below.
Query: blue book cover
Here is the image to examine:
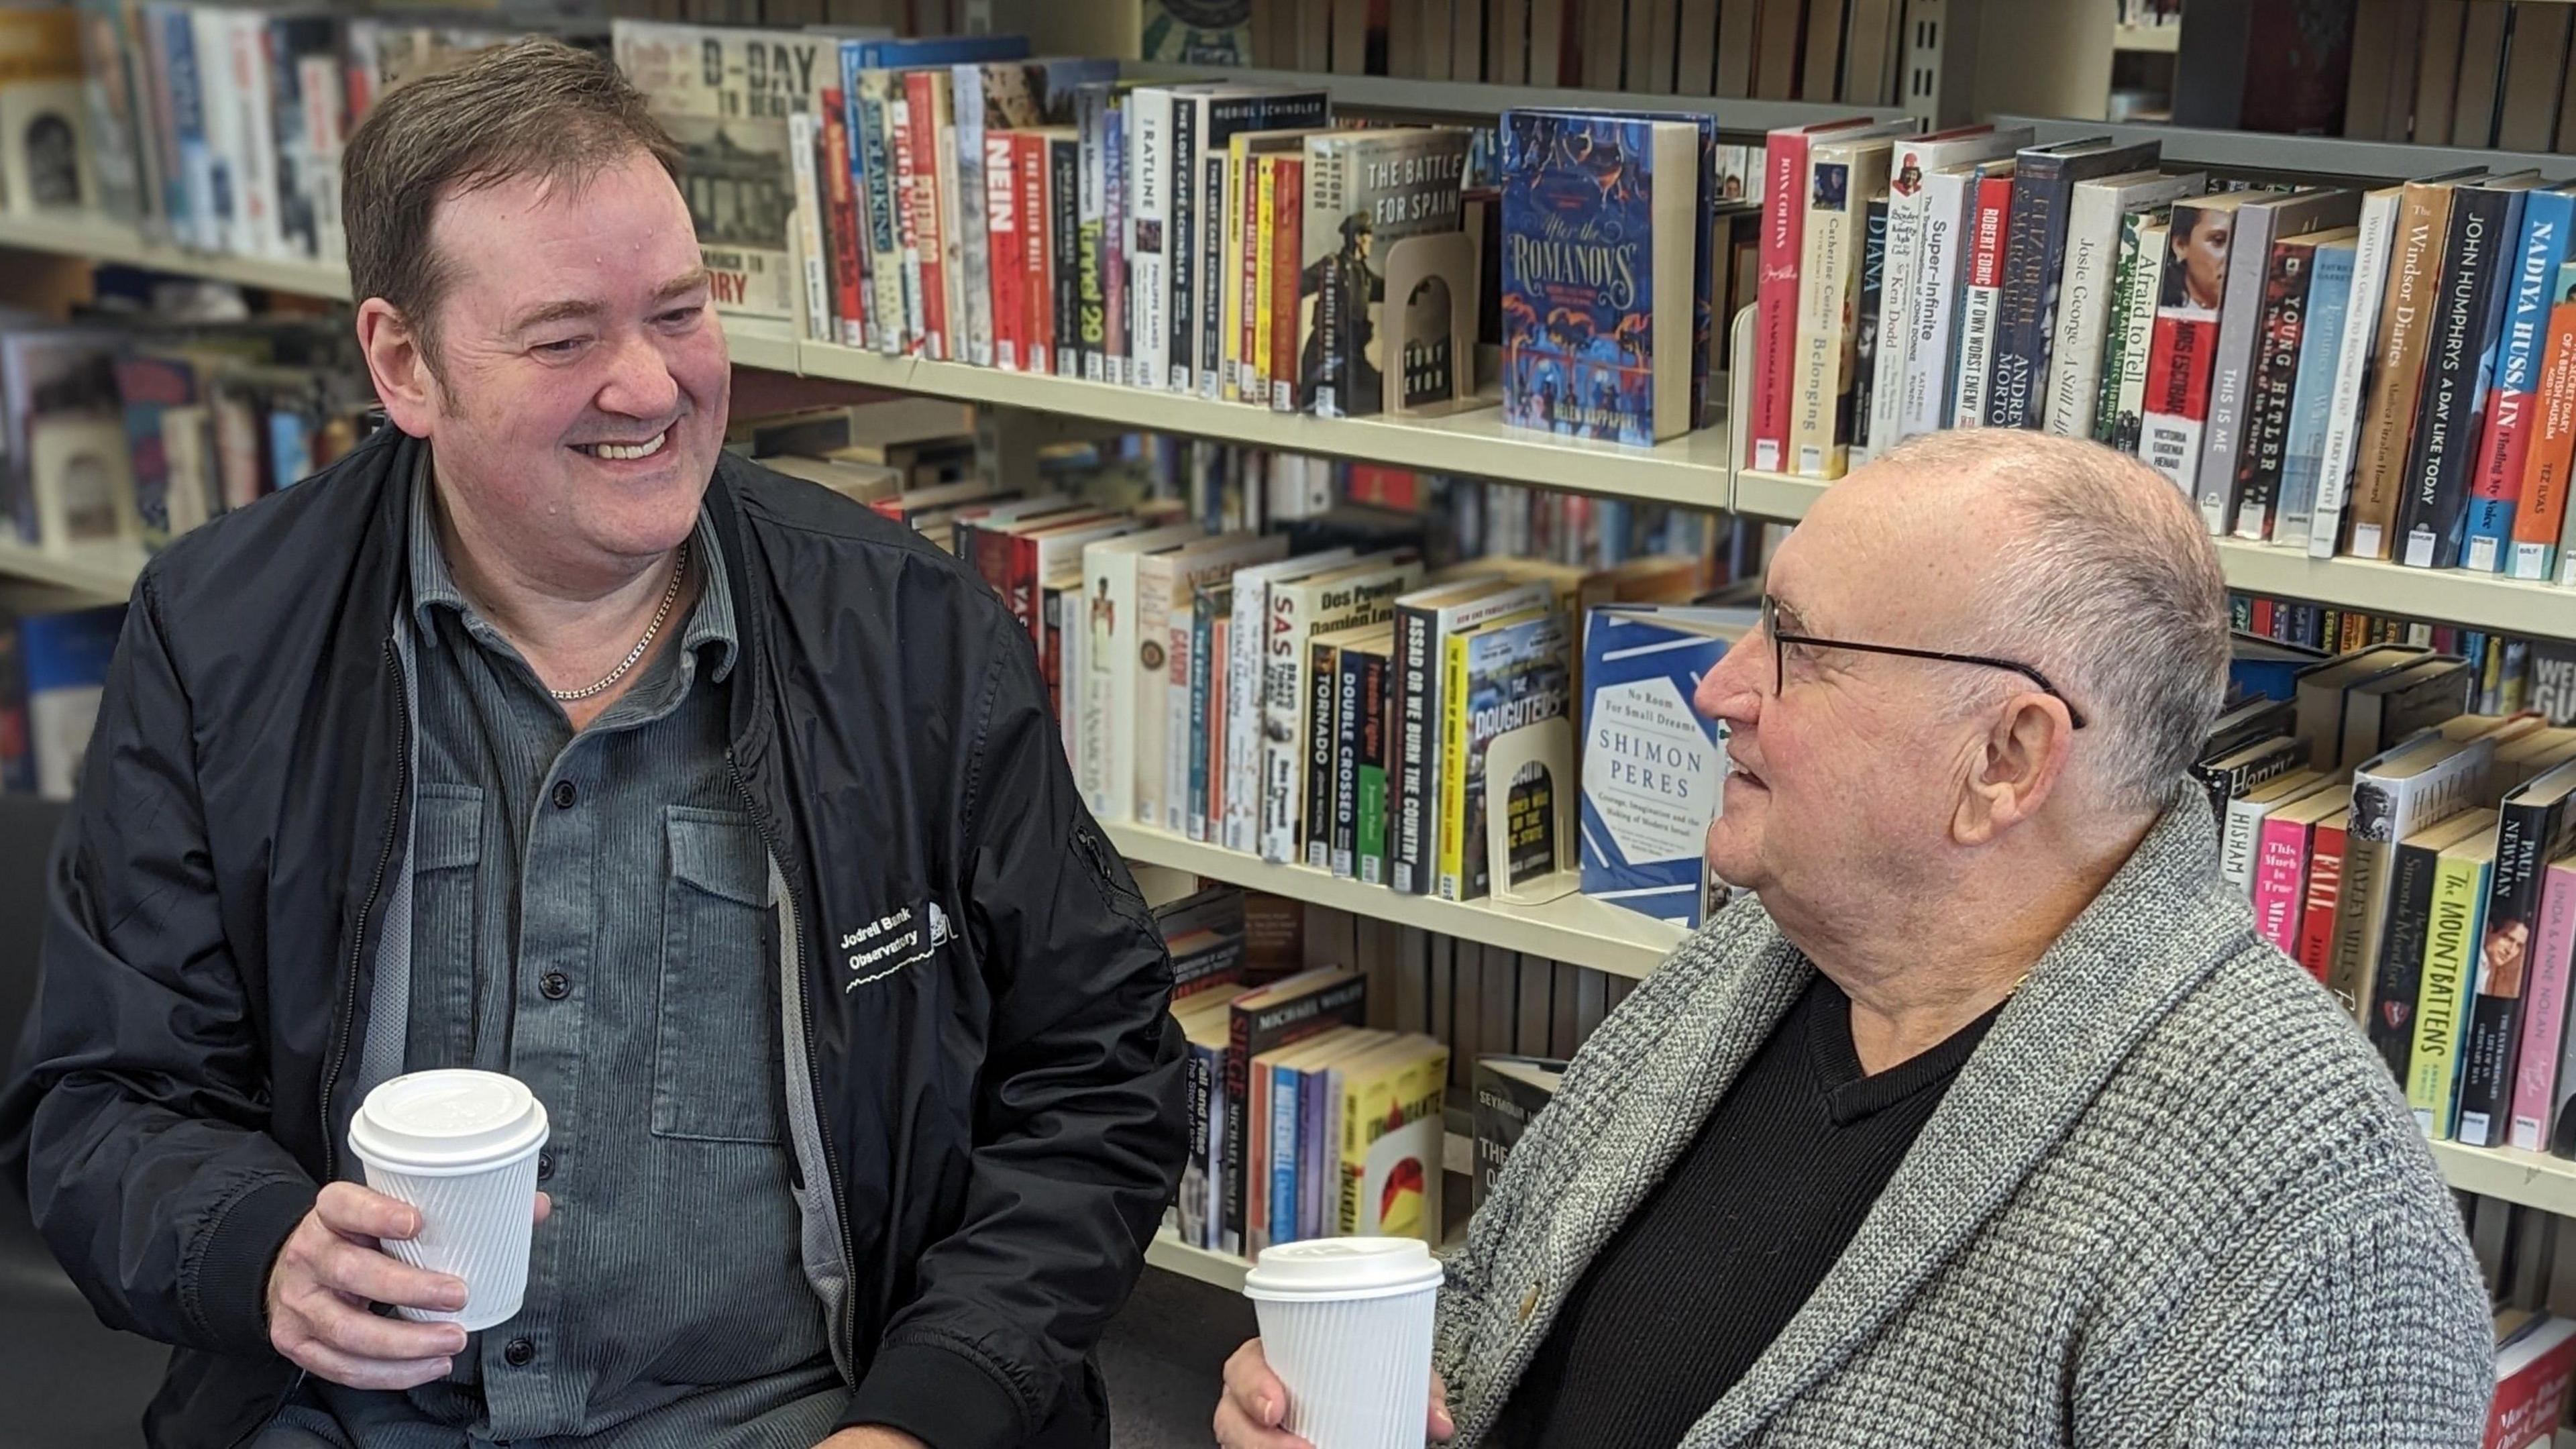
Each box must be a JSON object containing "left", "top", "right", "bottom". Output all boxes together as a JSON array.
[
  {"left": 1269, "top": 1060, "right": 1300, "bottom": 1246},
  {"left": 22, "top": 604, "right": 127, "bottom": 800},
  {"left": 0, "top": 614, "right": 25, "bottom": 794},
  {"left": 2466, "top": 187, "right": 2575, "bottom": 567},
  {"left": 1499, "top": 110, "right": 1693, "bottom": 446},
  {"left": 1578, "top": 606, "right": 1752, "bottom": 929},
  {"left": 2277, "top": 237, "right": 2355, "bottom": 544},
  {"left": 156, "top": 4, "right": 211, "bottom": 251}
]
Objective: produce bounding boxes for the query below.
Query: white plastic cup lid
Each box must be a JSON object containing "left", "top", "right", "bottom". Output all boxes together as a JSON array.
[
  {"left": 350, "top": 1070, "right": 548, "bottom": 1173},
  {"left": 1242, "top": 1237, "right": 1444, "bottom": 1303}
]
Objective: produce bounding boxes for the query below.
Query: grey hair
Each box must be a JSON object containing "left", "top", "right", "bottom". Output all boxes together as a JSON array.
[{"left": 1869, "top": 431, "right": 2231, "bottom": 816}]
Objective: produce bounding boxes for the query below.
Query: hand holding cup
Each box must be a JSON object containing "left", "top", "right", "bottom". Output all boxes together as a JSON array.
[
  {"left": 1216, "top": 1340, "right": 1452, "bottom": 1448},
  {"left": 266, "top": 1181, "right": 551, "bottom": 1389}
]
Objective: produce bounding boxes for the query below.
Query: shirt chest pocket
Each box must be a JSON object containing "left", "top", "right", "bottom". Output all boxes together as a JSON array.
[
  {"left": 407, "top": 783, "right": 488, "bottom": 1072},
  {"left": 654, "top": 806, "right": 786, "bottom": 1144}
]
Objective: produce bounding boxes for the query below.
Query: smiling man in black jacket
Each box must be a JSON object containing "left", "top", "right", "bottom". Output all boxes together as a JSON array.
[{"left": 3, "top": 40, "right": 1186, "bottom": 1449}]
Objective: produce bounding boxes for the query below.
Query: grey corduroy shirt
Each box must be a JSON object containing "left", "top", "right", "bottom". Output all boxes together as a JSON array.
[{"left": 1438, "top": 801, "right": 2495, "bottom": 1448}]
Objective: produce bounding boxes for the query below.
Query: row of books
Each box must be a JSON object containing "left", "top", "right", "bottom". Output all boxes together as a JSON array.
[
  {"left": 0, "top": 604, "right": 123, "bottom": 800},
  {"left": 2206, "top": 643, "right": 2576, "bottom": 1155},
  {"left": 2231, "top": 591, "right": 2576, "bottom": 729},
  {"left": 1242, "top": 0, "right": 1902, "bottom": 107},
  {"left": 2339, "top": 0, "right": 2576, "bottom": 153},
  {"left": 1753, "top": 119, "right": 2576, "bottom": 588},
  {"left": 0, "top": 309, "right": 375, "bottom": 553}
]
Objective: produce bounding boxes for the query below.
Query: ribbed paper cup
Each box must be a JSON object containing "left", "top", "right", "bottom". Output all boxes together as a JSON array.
[
  {"left": 1244, "top": 1238, "right": 1444, "bottom": 1449},
  {"left": 348, "top": 1070, "right": 549, "bottom": 1332}
]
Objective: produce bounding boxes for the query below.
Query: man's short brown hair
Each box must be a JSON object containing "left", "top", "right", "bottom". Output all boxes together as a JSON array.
[{"left": 340, "top": 38, "right": 684, "bottom": 367}]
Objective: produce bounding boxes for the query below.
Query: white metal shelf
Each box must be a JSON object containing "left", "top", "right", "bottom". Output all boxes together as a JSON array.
[
  {"left": 1116, "top": 62, "right": 1915, "bottom": 133},
  {"left": 2110, "top": 23, "right": 2180, "bottom": 54},
  {"left": 1729, "top": 470, "right": 2576, "bottom": 644},
  {"left": 798, "top": 341, "right": 1736, "bottom": 506},
  {"left": 0, "top": 541, "right": 144, "bottom": 608},
  {"left": 1145, "top": 1230, "right": 1253, "bottom": 1291},
  {"left": 1104, "top": 822, "right": 1684, "bottom": 981},
  {"left": 2429, "top": 1141, "right": 2576, "bottom": 1218},
  {"left": 1994, "top": 114, "right": 2576, "bottom": 182}
]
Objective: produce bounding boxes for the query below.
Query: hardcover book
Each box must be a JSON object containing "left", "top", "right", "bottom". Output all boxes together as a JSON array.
[
  {"left": 1299, "top": 125, "right": 1470, "bottom": 419},
  {"left": 2465, "top": 185, "right": 2576, "bottom": 572},
  {"left": 1791, "top": 132, "right": 1895, "bottom": 478},
  {"left": 1984, "top": 138, "right": 2163, "bottom": 431},
  {"left": 1439, "top": 609, "right": 1572, "bottom": 902},
  {"left": 2140, "top": 193, "right": 2259, "bottom": 493},
  {"left": 1578, "top": 605, "right": 1754, "bottom": 928},
  {"left": 2457, "top": 757, "right": 2576, "bottom": 1146},
  {"left": 2194, "top": 187, "right": 2361, "bottom": 533},
  {"left": 1499, "top": 109, "right": 1697, "bottom": 446}
]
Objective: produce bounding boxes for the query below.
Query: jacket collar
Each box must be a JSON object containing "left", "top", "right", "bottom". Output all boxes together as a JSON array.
[{"left": 1506, "top": 802, "right": 2241, "bottom": 1444}]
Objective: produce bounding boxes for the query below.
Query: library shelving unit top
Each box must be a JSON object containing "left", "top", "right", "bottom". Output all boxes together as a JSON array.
[
  {"left": 1102, "top": 821, "right": 1686, "bottom": 981},
  {"left": 2427, "top": 1142, "right": 2576, "bottom": 1220},
  {"left": 0, "top": 541, "right": 145, "bottom": 610},
  {"left": 796, "top": 341, "right": 1737, "bottom": 506},
  {"left": 1145, "top": 1230, "right": 1253, "bottom": 1292},
  {"left": 2110, "top": 23, "right": 2181, "bottom": 54},
  {"left": 1995, "top": 115, "right": 2576, "bottom": 184},
  {"left": 1729, "top": 470, "right": 2576, "bottom": 645},
  {"left": 1115, "top": 61, "right": 1916, "bottom": 133}
]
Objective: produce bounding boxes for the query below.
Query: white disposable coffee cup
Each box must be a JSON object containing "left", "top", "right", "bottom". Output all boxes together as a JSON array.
[
  {"left": 347, "top": 1069, "right": 549, "bottom": 1332},
  {"left": 1243, "top": 1238, "right": 1444, "bottom": 1449}
]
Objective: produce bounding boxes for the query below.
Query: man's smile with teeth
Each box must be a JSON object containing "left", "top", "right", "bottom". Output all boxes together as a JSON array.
[{"left": 578, "top": 429, "right": 669, "bottom": 460}]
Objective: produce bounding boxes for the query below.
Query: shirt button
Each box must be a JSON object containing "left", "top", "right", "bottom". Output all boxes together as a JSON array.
[
  {"left": 551, "top": 780, "right": 577, "bottom": 810},
  {"left": 504, "top": 1337, "right": 535, "bottom": 1367},
  {"left": 539, "top": 971, "right": 571, "bottom": 1001},
  {"left": 536, "top": 1150, "right": 555, "bottom": 1182}
]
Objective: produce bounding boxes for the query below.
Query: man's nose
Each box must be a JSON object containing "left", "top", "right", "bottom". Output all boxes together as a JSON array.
[
  {"left": 596, "top": 331, "right": 680, "bottom": 419},
  {"left": 1696, "top": 639, "right": 1765, "bottom": 724}
]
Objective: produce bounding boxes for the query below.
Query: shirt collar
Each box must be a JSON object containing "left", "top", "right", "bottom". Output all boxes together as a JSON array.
[{"left": 407, "top": 448, "right": 739, "bottom": 683}]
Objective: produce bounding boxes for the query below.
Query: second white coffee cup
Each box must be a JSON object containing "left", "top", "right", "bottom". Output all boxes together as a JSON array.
[
  {"left": 347, "top": 1069, "right": 549, "bottom": 1332},
  {"left": 1244, "top": 1237, "right": 1444, "bottom": 1449}
]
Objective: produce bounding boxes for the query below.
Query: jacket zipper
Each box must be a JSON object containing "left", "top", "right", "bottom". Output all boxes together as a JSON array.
[
  {"left": 726, "top": 746, "right": 860, "bottom": 1376},
  {"left": 317, "top": 636, "right": 409, "bottom": 1183}
]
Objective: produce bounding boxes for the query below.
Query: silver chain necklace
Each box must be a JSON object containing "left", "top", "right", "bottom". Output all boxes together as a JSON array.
[{"left": 551, "top": 540, "right": 689, "bottom": 702}]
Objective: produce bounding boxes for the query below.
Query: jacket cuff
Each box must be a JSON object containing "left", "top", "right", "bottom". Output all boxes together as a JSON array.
[
  {"left": 841, "top": 1337, "right": 1031, "bottom": 1449},
  {"left": 188, "top": 1177, "right": 315, "bottom": 1356}
]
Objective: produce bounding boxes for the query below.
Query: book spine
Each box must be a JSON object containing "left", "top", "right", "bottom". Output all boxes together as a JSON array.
[
  {"left": 2049, "top": 188, "right": 2123, "bottom": 441},
  {"left": 2407, "top": 853, "right": 2485, "bottom": 1138},
  {"left": 824, "top": 95, "right": 869, "bottom": 352},
  {"left": 985, "top": 130, "right": 1022, "bottom": 370},
  {"left": 1224, "top": 143, "right": 1248, "bottom": 402},
  {"left": 1169, "top": 99, "right": 1200, "bottom": 394},
  {"left": 891, "top": 87, "right": 930, "bottom": 356},
  {"left": 1752, "top": 127, "right": 1813, "bottom": 472},
  {"left": 2515, "top": 266, "right": 2576, "bottom": 580},
  {"left": 1189, "top": 599, "right": 1216, "bottom": 839},
  {"left": 1018, "top": 135, "right": 1053, "bottom": 376},
  {"left": 1131, "top": 91, "right": 1173, "bottom": 394},
  {"left": 2465, "top": 194, "right": 2571, "bottom": 572},
  {"left": 2195, "top": 207, "right": 2281, "bottom": 533},
  {"left": 1051, "top": 135, "right": 1083, "bottom": 378},
  {"left": 1305, "top": 638, "right": 1340, "bottom": 871},
  {"left": 1179, "top": 1043, "right": 1213, "bottom": 1246},
  {"left": 2314, "top": 192, "right": 2401, "bottom": 557},
  {"left": 2397, "top": 189, "right": 2519, "bottom": 571},
  {"left": 2140, "top": 293, "right": 2221, "bottom": 493},
  {"left": 1224, "top": 578, "right": 1268, "bottom": 855},
  {"left": 2108, "top": 222, "right": 2169, "bottom": 455},
  {"left": 1269, "top": 1063, "right": 1299, "bottom": 1246},
  {"left": 1208, "top": 611, "right": 1231, "bottom": 842},
  {"left": 1332, "top": 644, "right": 1365, "bottom": 876},
  {"left": 2219, "top": 792, "right": 2275, "bottom": 893},
  {"left": 2294, "top": 815, "right": 2347, "bottom": 986},
  {"left": 1358, "top": 648, "right": 1391, "bottom": 885},
  {"left": 1867, "top": 182, "right": 1928, "bottom": 455},
  {"left": 2351, "top": 184, "right": 2458, "bottom": 560},
  {"left": 1391, "top": 604, "right": 1436, "bottom": 896},
  {"left": 934, "top": 85, "right": 968, "bottom": 363},
  {"left": 789, "top": 111, "right": 834, "bottom": 343},
  {"left": 1949, "top": 174, "right": 2013, "bottom": 429},
  {"left": 2328, "top": 824, "right": 2392, "bottom": 1022},
  {"left": 1250, "top": 155, "right": 1278, "bottom": 409},
  {"left": 1902, "top": 167, "right": 1977, "bottom": 436},
  {"left": 1171, "top": 598, "right": 1199, "bottom": 836},
  {"left": 1260, "top": 588, "right": 1309, "bottom": 865},
  {"left": 1106, "top": 94, "right": 1130, "bottom": 386},
  {"left": 1222, "top": 1011, "right": 1252, "bottom": 1252},
  {"left": 2275, "top": 243, "right": 2354, "bottom": 551},
  {"left": 2368, "top": 837, "right": 2447, "bottom": 1085},
  {"left": 1985, "top": 154, "right": 2065, "bottom": 431},
  {"left": 1437, "top": 631, "right": 1472, "bottom": 901},
  {"left": 2229, "top": 239, "right": 2320, "bottom": 543},
  {"left": 857, "top": 74, "right": 909, "bottom": 356},
  {"left": 1271, "top": 158, "right": 1305, "bottom": 413},
  {"left": 2518, "top": 860, "right": 2576, "bottom": 1151},
  {"left": 1792, "top": 150, "right": 1857, "bottom": 477},
  {"left": 2459, "top": 803, "right": 2551, "bottom": 1146},
  {"left": 1079, "top": 89, "right": 1108, "bottom": 380},
  {"left": 952, "top": 73, "right": 993, "bottom": 368},
  {"left": 1137, "top": 570, "right": 1175, "bottom": 831},
  {"left": 1199, "top": 146, "right": 1229, "bottom": 398},
  {"left": 2252, "top": 815, "right": 2312, "bottom": 953}
]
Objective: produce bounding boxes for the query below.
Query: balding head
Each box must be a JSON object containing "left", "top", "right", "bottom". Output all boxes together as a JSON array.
[{"left": 1847, "top": 431, "right": 2230, "bottom": 813}]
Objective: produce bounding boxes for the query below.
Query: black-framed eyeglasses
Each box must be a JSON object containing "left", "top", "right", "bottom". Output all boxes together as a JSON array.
[{"left": 1760, "top": 594, "right": 2088, "bottom": 731}]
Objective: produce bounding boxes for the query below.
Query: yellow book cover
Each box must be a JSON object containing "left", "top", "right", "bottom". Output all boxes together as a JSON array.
[
  {"left": 1253, "top": 155, "right": 1277, "bottom": 406},
  {"left": 1437, "top": 628, "right": 1472, "bottom": 899},
  {"left": 1336, "top": 1036, "right": 1450, "bottom": 1241},
  {"left": 1224, "top": 138, "right": 1248, "bottom": 401},
  {"left": 2408, "top": 824, "right": 2500, "bottom": 1134}
]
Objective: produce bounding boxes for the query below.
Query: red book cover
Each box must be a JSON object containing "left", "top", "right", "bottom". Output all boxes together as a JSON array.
[
  {"left": 890, "top": 84, "right": 923, "bottom": 356},
  {"left": 2295, "top": 814, "right": 2348, "bottom": 989},
  {"left": 984, "top": 127, "right": 1023, "bottom": 372},
  {"left": 1239, "top": 158, "right": 1263, "bottom": 403},
  {"left": 2487, "top": 1318, "right": 2576, "bottom": 1449},
  {"left": 2513, "top": 280, "right": 2576, "bottom": 576},
  {"left": 2250, "top": 598, "right": 2274, "bottom": 636},
  {"left": 1019, "top": 133, "right": 1053, "bottom": 376},
  {"left": 2253, "top": 814, "right": 2312, "bottom": 953},
  {"left": 971, "top": 524, "right": 1014, "bottom": 606},
  {"left": 902, "top": 72, "right": 950, "bottom": 360},
  {"left": 1005, "top": 532, "right": 1043, "bottom": 646},
  {"left": 2470, "top": 368, "right": 2540, "bottom": 568},
  {"left": 1270, "top": 157, "right": 1303, "bottom": 413},
  {"left": 820, "top": 91, "right": 868, "bottom": 352},
  {"left": 1752, "top": 119, "right": 1871, "bottom": 472}
]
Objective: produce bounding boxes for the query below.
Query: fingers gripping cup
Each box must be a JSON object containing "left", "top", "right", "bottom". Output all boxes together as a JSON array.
[
  {"left": 1243, "top": 1238, "right": 1444, "bottom": 1449},
  {"left": 347, "top": 1070, "right": 549, "bottom": 1332}
]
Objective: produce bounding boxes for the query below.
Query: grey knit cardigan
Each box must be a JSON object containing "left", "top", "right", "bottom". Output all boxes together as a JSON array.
[{"left": 1435, "top": 802, "right": 2496, "bottom": 1446}]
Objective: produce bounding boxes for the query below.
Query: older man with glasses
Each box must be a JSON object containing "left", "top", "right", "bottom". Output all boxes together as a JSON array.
[{"left": 1217, "top": 430, "right": 2491, "bottom": 1448}]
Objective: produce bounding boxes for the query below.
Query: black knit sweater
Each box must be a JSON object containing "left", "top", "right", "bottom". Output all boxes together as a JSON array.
[{"left": 1493, "top": 972, "right": 2002, "bottom": 1449}]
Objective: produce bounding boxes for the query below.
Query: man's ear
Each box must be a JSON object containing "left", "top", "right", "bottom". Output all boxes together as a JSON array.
[
  {"left": 1953, "top": 693, "right": 2077, "bottom": 847},
  {"left": 356, "top": 298, "right": 438, "bottom": 438}
]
